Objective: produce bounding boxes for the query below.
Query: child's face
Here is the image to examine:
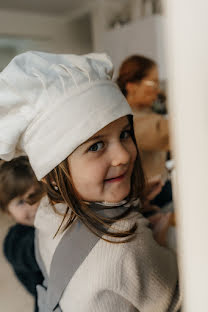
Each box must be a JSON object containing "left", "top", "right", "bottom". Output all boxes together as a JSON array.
[
  {"left": 68, "top": 116, "right": 137, "bottom": 203},
  {"left": 7, "top": 185, "right": 40, "bottom": 226}
]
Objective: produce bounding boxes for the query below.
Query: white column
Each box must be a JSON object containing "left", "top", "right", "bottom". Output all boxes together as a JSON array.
[{"left": 165, "top": 1, "right": 208, "bottom": 311}]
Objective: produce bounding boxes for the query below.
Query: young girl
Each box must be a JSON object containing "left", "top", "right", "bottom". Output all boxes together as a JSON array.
[
  {"left": 0, "top": 156, "right": 44, "bottom": 312},
  {"left": 0, "top": 51, "right": 181, "bottom": 311}
]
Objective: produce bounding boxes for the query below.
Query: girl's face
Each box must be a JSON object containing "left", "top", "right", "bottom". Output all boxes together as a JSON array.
[
  {"left": 127, "top": 66, "right": 159, "bottom": 109},
  {"left": 7, "top": 185, "right": 40, "bottom": 226},
  {"left": 68, "top": 116, "right": 137, "bottom": 203}
]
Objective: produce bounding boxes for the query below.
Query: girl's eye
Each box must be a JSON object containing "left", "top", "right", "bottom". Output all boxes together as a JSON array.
[
  {"left": 18, "top": 199, "right": 25, "bottom": 206},
  {"left": 120, "top": 130, "right": 131, "bottom": 140},
  {"left": 88, "top": 142, "right": 104, "bottom": 152}
]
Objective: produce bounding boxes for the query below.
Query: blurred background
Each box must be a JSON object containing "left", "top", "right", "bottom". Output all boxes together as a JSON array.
[
  {"left": 0, "top": 2, "right": 166, "bottom": 310},
  {"left": 0, "top": 0, "right": 166, "bottom": 77},
  {"left": 1, "top": 1, "right": 208, "bottom": 312}
]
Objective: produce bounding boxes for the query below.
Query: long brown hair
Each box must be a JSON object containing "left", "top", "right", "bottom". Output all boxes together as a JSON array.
[
  {"left": 117, "top": 55, "right": 156, "bottom": 97},
  {"left": 0, "top": 156, "right": 45, "bottom": 212},
  {"left": 44, "top": 116, "right": 146, "bottom": 242}
]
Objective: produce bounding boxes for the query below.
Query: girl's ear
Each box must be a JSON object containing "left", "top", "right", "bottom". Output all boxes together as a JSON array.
[
  {"left": 42, "top": 177, "right": 59, "bottom": 191},
  {"left": 51, "top": 181, "right": 59, "bottom": 191},
  {"left": 41, "top": 178, "right": 47, "bottom": 185}
]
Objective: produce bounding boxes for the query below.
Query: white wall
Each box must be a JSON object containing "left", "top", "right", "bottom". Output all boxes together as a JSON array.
[
  {"left": 166, "top": 0, "right": 208, "bottom": 311},
  {"left": 104, "top": 16, "right": 166, "bottom": 79},
  {"left": 91, "top": 4, "right": 166, "bottom": 79},
  {"left": 0, "top": 9, "right": 93, "bottom": 69}
]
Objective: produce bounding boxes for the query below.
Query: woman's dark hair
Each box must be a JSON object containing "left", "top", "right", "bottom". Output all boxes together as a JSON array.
[
  {"left": 117, "top": 55, "right": 156, "bottom": 97},
  {"left": 0, "top": 156, "right": 45, "bottom": 212},
  {"left": 44, "top": 115, "right": 146, "bottom": 243}
]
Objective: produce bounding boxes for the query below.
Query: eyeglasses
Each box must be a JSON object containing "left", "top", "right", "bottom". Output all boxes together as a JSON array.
[{"left": 143, "top": 80, "right": 159, "bottom": 89}]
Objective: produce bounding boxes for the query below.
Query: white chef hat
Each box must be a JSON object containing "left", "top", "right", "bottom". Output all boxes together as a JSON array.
[{"left": 0, "top": 51, "right": 132, "bottom": 180}]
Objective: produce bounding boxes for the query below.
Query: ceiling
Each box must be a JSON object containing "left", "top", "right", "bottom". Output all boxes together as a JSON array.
[
  {"left": 0, "top": 0, "right": 91, "bottom": 16},
  {"left": 0, "top": 0, "right": 128, "bottom": 17}
]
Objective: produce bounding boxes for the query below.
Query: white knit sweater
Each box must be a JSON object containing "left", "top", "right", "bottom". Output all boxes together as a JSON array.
[{"left": 34, "top": 196, "right": 181, "bottom": 312}]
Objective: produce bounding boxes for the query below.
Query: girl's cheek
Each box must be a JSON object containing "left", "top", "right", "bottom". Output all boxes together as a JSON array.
[{"left": 89, "top": 165, "right": 105, "bottom": 182}]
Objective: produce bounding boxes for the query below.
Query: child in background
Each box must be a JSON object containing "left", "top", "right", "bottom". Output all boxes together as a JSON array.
[
  {"left": 0, "top": 156, "right": 44, "bottom": 312},
  {"left": 0, "top": 51, "right": 181, "bottom": 311}
]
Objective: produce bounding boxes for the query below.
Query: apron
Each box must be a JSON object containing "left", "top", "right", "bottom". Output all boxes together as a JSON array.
[
  {"left": 35, "top": 201, "right": 140, "bottom": 311},
  {"left": 35, "top": 221, "right": 100, "bottom": 312}
]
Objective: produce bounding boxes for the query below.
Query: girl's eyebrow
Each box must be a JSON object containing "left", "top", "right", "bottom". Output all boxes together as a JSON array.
[
  {"left": 83, "top": 135, "right": 105, "bottom": 145},
  {"left": 83, "top": 122, "right": 130, "bottom": 145}
]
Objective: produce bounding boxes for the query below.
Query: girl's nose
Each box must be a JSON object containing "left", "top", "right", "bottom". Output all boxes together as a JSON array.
[{"left": 111, "top": 143, "right": 130, "bottom": 167}]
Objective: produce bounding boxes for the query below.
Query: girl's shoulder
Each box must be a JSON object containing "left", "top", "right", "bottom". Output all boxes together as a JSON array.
[
  {"left": 34, "top": 195, "right": 67, "bottom": 236},
  {"left": 70, "top": 212, "right": 180, "bottom": 312},
  {"left": 90, "top": 212, "right": 153, "bottom": 266},
  {"left": 92, "top": 211, "right": 177, "bottom": 277}
]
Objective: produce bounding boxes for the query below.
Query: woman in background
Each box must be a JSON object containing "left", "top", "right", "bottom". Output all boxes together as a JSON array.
[{"left": 117, "top": 55, "right": 171, "bottom": 208}]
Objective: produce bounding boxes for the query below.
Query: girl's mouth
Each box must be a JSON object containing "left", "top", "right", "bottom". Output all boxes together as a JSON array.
[{"left": 104, "top": 173, "right": 126, "bottom": 183}]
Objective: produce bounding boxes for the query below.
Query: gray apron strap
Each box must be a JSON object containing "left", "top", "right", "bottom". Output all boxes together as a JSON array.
[
  {"left": 46, "top": 221, "right": 99, "bottom": 311},
  {"left": 35, "top": 205, "right": 131, "bottom": 311}
]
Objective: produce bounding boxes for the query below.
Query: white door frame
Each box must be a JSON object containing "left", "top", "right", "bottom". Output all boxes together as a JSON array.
[{"left": 165, "top": 1, "right": 208, "bottom": 311}]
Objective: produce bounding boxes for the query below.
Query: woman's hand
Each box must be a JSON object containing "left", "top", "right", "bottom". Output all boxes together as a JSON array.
[
  {"left": 148, "top": 212, "right": 174, "bottom": 247},
  {"left": 144, "top": 175, "right": 163, "bottom": 201}
]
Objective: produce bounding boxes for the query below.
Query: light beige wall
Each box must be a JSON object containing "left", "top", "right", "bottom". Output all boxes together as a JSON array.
[
  {"left": 91, "top": 2, "right": 166, "bottom": 79},
  {"left": 0, "top": 9, "right": 93, "bottom": 70}
]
